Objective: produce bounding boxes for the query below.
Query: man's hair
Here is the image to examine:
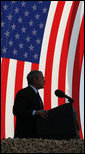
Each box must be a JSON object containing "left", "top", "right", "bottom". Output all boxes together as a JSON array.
[{"left": 27, "top": 70, "right": 42, "bottom": 85}]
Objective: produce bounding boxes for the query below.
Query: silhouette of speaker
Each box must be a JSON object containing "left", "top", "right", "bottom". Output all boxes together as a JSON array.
[{"left": 36, "top": 90, "right": 80, "bottom": 139}]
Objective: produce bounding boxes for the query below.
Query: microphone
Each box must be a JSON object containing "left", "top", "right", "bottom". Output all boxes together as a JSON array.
[
  {"left": 55, "top": 89, "right": 65, "bottom": 98},
  {"left": 55, "top": 89, "right": 74, "bottom": 103}
]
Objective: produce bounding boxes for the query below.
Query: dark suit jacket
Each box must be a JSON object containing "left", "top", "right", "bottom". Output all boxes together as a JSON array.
[{"left": 13, "top": 86, "right": 43, "bottom": 138}]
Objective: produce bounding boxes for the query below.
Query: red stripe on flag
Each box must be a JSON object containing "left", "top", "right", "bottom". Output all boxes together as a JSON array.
[
  {"left": 72, "top": 16, "right": 84, "bottom": 139},
  {"left": 58, "top": 1, "right": 80, "bottom": 106},
  {"left": 14, "top": 60, "right": 25, "bottom": 131},
  {"left": 44, "top": 1, "right": 65, "bottom": 110},
  {"left": 31, "top": 63, "right": 39, "bottom": 71},
  {"left": 1, "top": 58, "right": 10, "bottom": 140}
]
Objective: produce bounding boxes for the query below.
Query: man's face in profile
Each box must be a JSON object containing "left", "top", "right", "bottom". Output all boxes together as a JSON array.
[{"left": 36, "top": 72, "right": 45, "bottom": 89}]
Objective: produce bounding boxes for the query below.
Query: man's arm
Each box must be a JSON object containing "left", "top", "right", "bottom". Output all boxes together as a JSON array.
[{"left": 13, "top": 91, "right": 33, "bottom": 118}]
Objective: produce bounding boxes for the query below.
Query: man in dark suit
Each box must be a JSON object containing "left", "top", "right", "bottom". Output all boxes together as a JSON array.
[{"left": 13, "top": 70, "right": 48, "bottom": 138}]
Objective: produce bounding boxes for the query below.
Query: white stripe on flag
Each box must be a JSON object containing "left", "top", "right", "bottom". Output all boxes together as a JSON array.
[
  {"left": 23, "top": 62, "right": 31, "bottom": 88},
  {"left": 1, "top": 57, "right": 2, "bottom": 63},
  {"left": 51, "top": 1, "right": 73, "bottom": 108},
  {"left": 5, "top": 59, "right": 17, "bottom": 138},
  {"left": 79, "top": 57, "right": 84, "bottom": 138},
  {"left": 65, "top": 1, "right": 84, "bottom": 97}
]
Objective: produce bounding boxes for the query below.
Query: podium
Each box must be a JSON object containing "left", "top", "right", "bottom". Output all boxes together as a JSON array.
[{"left": 36, "top": 103, "right": 80, "bottom": 140}]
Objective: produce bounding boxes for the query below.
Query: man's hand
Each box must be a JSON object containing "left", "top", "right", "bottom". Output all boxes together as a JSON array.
[{"left": 36, "top": 110, "right": 48, "bottom": 119}]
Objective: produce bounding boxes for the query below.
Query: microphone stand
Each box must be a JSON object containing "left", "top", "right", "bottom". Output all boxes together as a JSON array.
[{"left": 64, "top": 95, "right": 74, "bottom": 103}]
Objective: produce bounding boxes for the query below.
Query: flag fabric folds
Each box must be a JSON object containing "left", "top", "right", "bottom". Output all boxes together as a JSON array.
[{"left": 1, "top": 1, "right": 84, "bottom": 140}]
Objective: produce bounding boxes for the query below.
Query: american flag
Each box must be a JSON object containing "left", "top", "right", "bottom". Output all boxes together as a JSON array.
[{"left": 1, "top": 1, "right": 84, "bottom": 140}]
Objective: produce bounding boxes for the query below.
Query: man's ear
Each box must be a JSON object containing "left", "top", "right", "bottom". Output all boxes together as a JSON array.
[{"left": 33, "top": 78, "right": 37, "bottom": 84}]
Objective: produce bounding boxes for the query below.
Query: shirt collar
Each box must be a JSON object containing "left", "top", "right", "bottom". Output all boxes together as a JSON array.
[{"left": 29, "top": 85, "right": 38, "bottom": 94}]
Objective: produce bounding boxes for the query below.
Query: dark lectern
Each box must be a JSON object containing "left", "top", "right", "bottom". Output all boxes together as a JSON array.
[{"left": 36, "top": 103, "right": 80, "bottom": 140}]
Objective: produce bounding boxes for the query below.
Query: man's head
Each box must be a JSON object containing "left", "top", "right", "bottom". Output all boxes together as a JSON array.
[{"left": 27, "top": 70, "right": 45, "bottom": 90}]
